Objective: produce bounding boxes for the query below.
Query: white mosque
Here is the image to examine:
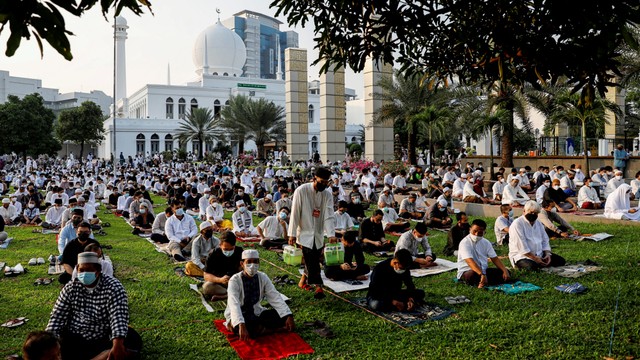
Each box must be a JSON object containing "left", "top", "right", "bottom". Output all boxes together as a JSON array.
[{"left": 98, "top": 14, "right": 365, "bottom": 160}]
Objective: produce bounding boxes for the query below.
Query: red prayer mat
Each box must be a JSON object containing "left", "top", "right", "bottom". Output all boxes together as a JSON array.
[
  {"left": 237, "top": 237, "right": 261, "bottom": 243},
  {"left": 214, "top": 320, "right": 314, "bottom": 360}
]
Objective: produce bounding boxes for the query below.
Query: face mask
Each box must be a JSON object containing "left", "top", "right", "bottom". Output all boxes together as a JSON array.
[
  {"left": 394, "top": 268, "right": 406, "bottom": 274},
  {"left": 615, "top": 176, "right": 622, "bottom": 180},
  {"left": 552, "top": 185, "right": 560, "bottom": 190},
  {"left": 508, "top": 210, "right": 514, "bottom": 217},
  {"left": 239, "top": 206, "right": 247, "bottom": 213},
  {"left": 222, "top": 249, "right": 234, "bottom": 257},
  {"left": 550, "top": 207, "right": 557, "bottom": 213},
  {"left": 175, "top": 209, "right": 185, "bottom": 216},
  {"left": 174, "top": 186, "right": 179, "bottom": 189},
  {"left": 499, "top": 179, "right": 505, "bottom": 183},
  {"left": 315, "top": 182, "right": 328, "bottom": 192},
  {"left": 28, "top": 204, "right": 34, "bottom": 208},
  {"left": 204, "top": 230, "right": 213, "bottom": 238},
  {"left": 72, "top": 218, "right": 82, "bottom": 226},
  {"left": 238, "top": 191, "right": 244, "bottom": 196},
  {"left": 353, "top": 198, "right": 360, "bottom": 204},
  {"left": 140, "top": 208, "right": 147, "bottom": 214},
  {"left": 544, "top": 182, "right": 550, "bottom": 187},
  {"left": 245, "top": 263, "right": 259, "bottom": 277},
  {"left": 77, "top": 271, "right": 97, "bottom": 286},
  {"left": 279, "top": 212, "right": 288, "bottom": 220},
  {"left": 204, "top": 194, "right": 210, "bottom": 199},
  {"left": 469, "top": 234, "right": 482, "bottom": 243},
  {"left": 524, "top": 213, "right": 538, "bottom": 222}
]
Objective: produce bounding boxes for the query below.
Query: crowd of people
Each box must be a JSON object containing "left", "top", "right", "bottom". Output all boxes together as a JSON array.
[{"left": 1, "top": 148, "right": 634, "bottom": 359}]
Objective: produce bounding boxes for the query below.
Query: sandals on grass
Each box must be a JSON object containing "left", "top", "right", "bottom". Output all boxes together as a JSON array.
[{"left": 1, "top": 317, "right": 28, "bottom": 328}]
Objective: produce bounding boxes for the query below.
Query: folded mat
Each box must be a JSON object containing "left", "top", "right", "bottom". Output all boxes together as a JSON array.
[
  {"left": 298, "top": 269, "right": 370, "bottom": 293},
  {"left": 409, "top": 259, "right": 457, "bottom": 277},
  {"left": 214, "top": 319, "right": 314, "bottom": 360},
  {"left": 350, "top": 298, "right": 454, "bottom": 327},
  {"left": 0, "top": 238, "right": 13, "bottom": 249},
  {"left": 541, "top": 264, "right": 602, "bottom": 278},
  {"left": 485, "top": 281, "right": 542, "bottom": 295}
]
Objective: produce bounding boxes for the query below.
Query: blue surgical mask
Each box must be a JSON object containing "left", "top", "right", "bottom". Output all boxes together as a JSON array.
[
  {"left": 77, "top": 271, "right": 97, "bottom": 286},
  {"left": 239, "top": 206, "right": 247, "bottom": 213},
  {"left": 279, "top": 212, "right": 287, "bottom": 220},
  {"left": 222, "top": 249, "right": 234, "bottom": 257},
  {"left": 175, "top": 209, "right": 185, "bottom": 216}
]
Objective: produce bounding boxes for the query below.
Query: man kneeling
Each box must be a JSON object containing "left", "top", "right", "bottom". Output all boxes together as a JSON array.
[
  {"left": 46, "top": 252, "right": 141, "bottom": 360},
  {"left": 457, "top": 219, "right": 511, "bottom": 288},
  {"left": 324, "top": 231, "right": 371, "bottom": 281},
  {"left": 367, "top": 249, "right": 425, "bottom": 312},
  {"left": 225, "top": 250, "right": 295, "bottom": 341}
]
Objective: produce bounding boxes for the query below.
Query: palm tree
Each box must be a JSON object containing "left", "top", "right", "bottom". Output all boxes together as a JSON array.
[
  {"left": 488, "top": 82, "right": 531, "bottom": 167},
  {"left": 243, "top": 98, "right": 286, "bottom": 160},
  {"left": 414, "top": 105, "right": 451, "bottom": 164},
  {"left": 220, "top": 95, "right": 251, "bottom": 155},
  {"left": 474, "top": 109, "right": 509, "bottom": 179},
  {"left": 175, "top": 107, "right": 223, "bottom": 161},
  {"left": 374, "top": 70, "right": 450, "bottom": 164}
]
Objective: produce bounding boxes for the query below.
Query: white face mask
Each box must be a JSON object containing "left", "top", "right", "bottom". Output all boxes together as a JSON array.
[
  {"left": 508, "top": 210, "right": 514, "bottom": 217},
  {"left": 469, "top": 234, "right": 482, "bottom": 243},
  {"left": 544, "top": 182, "right": 550, "bottom": 187},
  {"left": 615, "top": 175, "right": 622, "bottom": 180},
  {"left": 245, "top": 263, "right": 259, "bottom": 277},
  {"left": 550, "top": 207, "right": 557, "bottom": 213},
  {"left": 394, "top": 268, "right": 406, "bottom": 274},
  {"left": 552, "top": 185, "right": 560, "bottom": 190}
]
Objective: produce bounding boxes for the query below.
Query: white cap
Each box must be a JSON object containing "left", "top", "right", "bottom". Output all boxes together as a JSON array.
[
  {"left": 199, "top": 221, "right": 212, "bottom": 231},
  {"left": 266, "top": 194, "right": 272, "bottom": 200},
  {"left": 75, "top": 189, "right": 83, "bottom": 194},
  {"left": 438, "top": 199, "right": 448, "bottom": 207},
  {"left": 460, "top": 173, "right": 468, "bottom": 178},
  {"left": 443, "top": 187, "right": 451, "bottom": 192},
  {"left": 77, "top": 196, "right": 85, "bottom": 202},
  {"left": 203, "top": 187, "right": 211, "bottom": 193},
  {"left": 1, "top": 198, "right": 9, "bottom": 204},
  {"left": 77, "top": 252, "right": 100, "bottom": 265},
  {"left": 474, "top": 170, "right": 482, "bottom": 176},
  {"left": 241, "top": 249, "right": 259, "bottom": 260}
]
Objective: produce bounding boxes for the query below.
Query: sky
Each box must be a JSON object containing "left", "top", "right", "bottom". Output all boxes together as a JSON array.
[{"left": 0, "top": 0, "right": 364, "bottom": 97}]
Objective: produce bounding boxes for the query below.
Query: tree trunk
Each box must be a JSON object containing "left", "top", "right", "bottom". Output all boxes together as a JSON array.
[
  {"left": 238, "top": 134, "right": 245, "bottom": 155},
  {"left": 489, "top": 126, "right": 495, "bottom": 180},
  {"left": 79, "top": 141, "right": 85, "bottom": 159},
  {"left": 407, "top": 123, "right": 417, "bottom": 164},
  {"left": 198, "top": 135, "right": 204, "bottom": 161},
  {"left": 257, "top": 141, "right": 265, "bottom": 161},
  {"left": 465, "top": 135, "right": 471, "bottom": 149},
  {"left": 500, "top": 103, "right": 514, "bottom": 168},
  {"left": 582, "top": 119, "right": 589, "bottom": 174}
]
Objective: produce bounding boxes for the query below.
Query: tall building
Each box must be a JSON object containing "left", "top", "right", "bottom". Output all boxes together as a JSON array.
[{"left": 222, "top": 10, "right": 299, "bottom": 79}]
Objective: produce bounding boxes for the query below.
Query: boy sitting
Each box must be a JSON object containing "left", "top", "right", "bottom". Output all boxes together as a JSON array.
[
  {"left": 367, "top": 249, "right": 425, "bottom": 312},
  {"left": 324, "top": 231, "right": 370, "bottom": 281}
]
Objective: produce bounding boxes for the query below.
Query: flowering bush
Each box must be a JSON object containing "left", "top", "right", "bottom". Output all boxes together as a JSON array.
[
  {"left": 349, "top": 159, "right": 377, "bottom": 173},
  {"left": 238, "top": 154, "right": 255, "bottom": 166},
  {"left": 380, "top": 160, "right": 408, "bottom": 177}
]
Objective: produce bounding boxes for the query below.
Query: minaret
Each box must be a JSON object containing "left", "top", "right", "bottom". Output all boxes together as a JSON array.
[
  {"left": 167, "top": 63, "right": 171, "bottom": 85},
  {"left": 202, "top": 34, "right": 209, "bottom": 75},
  {"left": 113, "top": 16, "right": 128, "bottom": 115},
  {"left": 276, "top": 34, "right": 283, "bottom": 80}
]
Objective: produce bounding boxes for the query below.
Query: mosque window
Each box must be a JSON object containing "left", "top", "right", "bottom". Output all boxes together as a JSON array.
[
  {"left": 192, "top": 140, "right": 201, "bottom": 155},
  {"left": 164, "top": 134, "right": 173, "bottom": 152},
  {"left": 165, "top": 97, "right": 174, "bottom": 119},
  {"left": 190, "top": 99, "right": 198, "bottom": 112},
  {"left": 223, "top": 73, "right": 228, "bottom": 76},
  {"left": 214, "top": 99, "right": 221, "bottom": 117},
  {"left": 212, "top": 72, "right": 218, "bottom": 76},
  {"left": 178, "top": 98, "right": 186, "bottom": 119},
  {"left": 308, "top": 105, "right": 314, "bottom": 123},
  {"left": 311, "top": 136, "right": 318, "bottom": 153},
  {"left": 351, "top": 137, "right": 357, "bottom": 143},
  {"left": 136, "top": 133, "right": 146, "bottom": 154},
  {"left": 150, "top": 134, "right": 160, "bottom": 154}
]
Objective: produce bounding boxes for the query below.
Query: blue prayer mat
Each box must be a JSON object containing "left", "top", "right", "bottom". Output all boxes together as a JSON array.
[{"left": 485, "top": 281, "right": 542, "bottom": 295}]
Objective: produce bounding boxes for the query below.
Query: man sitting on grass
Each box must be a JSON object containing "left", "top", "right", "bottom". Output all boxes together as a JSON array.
[
  {"left": 47, "top": 252, "right": 142, "bottom": 360},
  {"left": 232, "top": 200, "right": 258, "bottom": 237},
  {"left": 225, "top": 249, "right": 295, "bottom": 341},
  {"left": 324, "top": 230, "right": 371, "bottom": 281},
  {"left": 395, "top": 222, "right": 436, "bottom": 268},
  {"left": 424, "top": 199, "right": 452, "bottom": 229},
  {"left": 203, "top": 232, "right": 243, "bottom": 300},
  {"left": 399, "top": 193, "right": 424, "bottom": 219},
  {"left": 256, "top": 207, "right": 289, "bottom": 249},
  {"left": 457, "top": 219, "right": 511, "bottom": 288},
  {"left": 442, "top": 212, "right": 470, "bottom": 256},
  {"left": 358, "top": 210, "right": 395, "bottom": 253},
  {"left": 334, "top": 201, "right": 354, "bottom": 236},
  {"left": 165, "top": 206, "right": 198, "bottom": 262},
  {"left": 367, "top": 249, "right": 425, "bottom": 312},
  {"left": 185, "top": 221, "right": 220, "bottom": 277}
]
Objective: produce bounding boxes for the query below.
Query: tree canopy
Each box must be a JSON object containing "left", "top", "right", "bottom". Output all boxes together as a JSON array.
[
  {"left": 271, "top": 0, "right": 640, "bottom": 104},
  {"left": 176, "top": 107, "right": 222, "bottom": 161},
  {"left": 0, "top": 93, "right": 61, "bottom": 159},
  {"left": 1, "top": 0, "right": 152, "bottom": 60},
  {"left": 55, "top": 100, "right": 106, "bottom": 158}
]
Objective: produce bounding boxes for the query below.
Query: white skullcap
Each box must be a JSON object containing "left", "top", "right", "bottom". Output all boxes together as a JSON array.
[
  {"left": 75, "top": 189, "right": 83, "bottom": 193},
  {"left": 203, "top": 187, "right": 211, "bottom": 193},
  {"left": 235, "top": 200, "right": 245, "bottom": 206},
  {"left": 460, "top": 173, "right": 468, "bottom": 178},
  {"left": 438, "top": 199, "right": 448, "bottom": 207},
  {"left": 474, "top": 170, "right": 482, "bottom": 176},
  {"left": 77, "top": 252, "right": 100, "bottom": 265},
  {"left": 199, "top": 221, "right": 212, "bottom": 231},
  {"left": 519, "top": 168, "right": 526, "bottom": 172},
  {"left": 266, "top": 194, "right": 273, "bottom": 200},
  {"left": 77, "top": 196, "right": 85, "bottom": 202},
  {"left": 383, "top": 186, "right": 391, "bottom": 192},
  {"left": 242, "top": 249, "right": 260, "bottom": 260},
  {"left": 443, "top": 187, "right": 451, "bottom": 192},
  {"left": 1, "top": 198, "right": 9, "bottom": 204}
]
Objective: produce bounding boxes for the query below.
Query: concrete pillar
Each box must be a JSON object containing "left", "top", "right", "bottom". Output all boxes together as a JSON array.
[
  {"left": 113, "top": 16, "right": 128, "bottom": 117},
  {"left": 605, "top": 81, "right": 626, "bottom": 151},
  {"left": 320, "top": 62, "right": 346, "bottom": 164},
  {"left": 285, "top": 49, "right": 309, "bottom": 162},
  {"left": 364, "top": 58, "right": 394, "bottom": 162}
]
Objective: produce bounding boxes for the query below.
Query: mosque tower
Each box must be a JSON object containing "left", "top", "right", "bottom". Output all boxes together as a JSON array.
[{"left": 113, "top": 16, "right": 128, "bottom": 116}]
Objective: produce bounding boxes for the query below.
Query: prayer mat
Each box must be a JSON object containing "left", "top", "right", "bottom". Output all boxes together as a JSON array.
[
  {"left": 575, "top": 233, "right": 614, "bottom": 242},
  {"left": 409, "top": 259, "right": 457, "bottom": 277},
  {"left": 42, "top": 229, "right": 60, "bottom": 235},
  {"left": 0, "top": 238, "right": 13, "bottom": 249},
  {"left": 137, "top": 233, "right": 152, "bottom": 238},
  {"left": 48, "top": 262, "right": 64, "bottom": 275},
  {"left": 350, "top": 298, "right": 454, "bottom": 326},
  {"left": 237, "top": 236, "right": 261, "bottom": 243},
  {"left": 189, "top": 284, "right": 224, "bottom": 313},
  {"left": 485, "top": 281, "right": 542, "bottom": 295},
  {"left": 385, "top": 231, "right": 404, "bottom": 237},
  {"left": 541, "top": 264, "right": 602, "bottom": 278},
  {"left": 298, "top": 269, "right": 370, "bottom": 293},
  {"left": 214, "top": 319, "right": 314, "bottom": 360},
  {"left": 554, "top": 282, "right": 587, "bottom": 294}
]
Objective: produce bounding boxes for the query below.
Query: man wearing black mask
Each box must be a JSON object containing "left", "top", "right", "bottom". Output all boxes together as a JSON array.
[
  {"left": 59, "top": 221, "right": 100, "bottom": 284},
  {"left": 507, "top": 200, "right": 566, "bottom": 271}
]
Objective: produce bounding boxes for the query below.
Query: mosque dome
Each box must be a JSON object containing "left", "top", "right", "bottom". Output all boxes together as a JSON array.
[
  {"left": 115, "top": 16, "right": 127, "bottom": 26},
  {"left": 192, "top": 21, "right": 246, "bottom": 77}
]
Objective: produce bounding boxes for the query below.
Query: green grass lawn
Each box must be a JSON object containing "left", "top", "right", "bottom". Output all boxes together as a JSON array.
[{"left": 1, "top": 196, "right": 639, "bottom": 359}]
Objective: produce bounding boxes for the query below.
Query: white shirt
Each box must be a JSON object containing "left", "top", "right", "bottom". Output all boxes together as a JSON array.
[
  {"left": 463, "top": 181, "right": 484, "bottom": 199},
  {"left": 392, "top": 175, "right": 407, "bottom": 189},
  {"left": 190, "top": 234, "right": 220, "bottom": 269},
  {"left": 560, "top": 176, "right": 576, "bottom": 191},
  {"left": 257, "top": 215, "right": 287, "bottom": 239},
  {"left": 632, "top": 179, "right": 640, "bottom": 195},
  {"left": 502, "top": 184, "right": 529, "bottom": 205},
  {"left": 395, "top": 230, "right": 432, "bottom": 260},
  {"left": 442, "top": 172, "right": 457, "bottom": 184},
  {"left": 334, "top": 210, "right": 354, "bottom": 230},
  {"left": 232, "top": 210, "right": 257, "bottom": 234},
  {"left": 288, "top": 183, "right": 335, "bottom": 249},
  {"left": 492, "top": 181, "right": 505, "bottom": 200},
  {"left": 494, "top": 215, "right": 513, "bottom": 245},
  {"left": 206, "top": 203, "right": 224, "bottom": 223},
  {"left": 577, "top": 185, "right": 600, "bottom": 206},
  {"left": 45, "top": 206, "right": 67, "bottom": 225},
  {"left": 536, "top": 184, "right": 549, "bottom": 203},
  {"left": 198, "top": 196, "right": 210, "bottom": 216},
  {"left": 605, "top": 177, "right": 625, "bottom": 198},
  {"left": 381, "top": 207, "right": 400, "bottom": 229},
  {"left": 164, "top": 215, "right": 198, "bottom": 243},
  {"left": 452, "top": 179, "right": 466, "bottom": 197},
  {"left": 224, "top": 272, "right": 291, "bottom": 328},
  {"left": 508, "top": 216, "right": 551, "bottom": 267},
  {"left": 456, "top": 236, "right": 497, "bottom": 279},
  {"left": 0, "top": 204, "right": 18, "bottom": 221}
]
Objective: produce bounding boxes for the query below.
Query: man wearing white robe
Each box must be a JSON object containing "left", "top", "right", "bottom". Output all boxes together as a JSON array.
[
  {"left": 502, "top": 178, "right": 529, "bottom": 206},
  {"left": 604, "top": 184, "right": 640, "bottom": 220}
]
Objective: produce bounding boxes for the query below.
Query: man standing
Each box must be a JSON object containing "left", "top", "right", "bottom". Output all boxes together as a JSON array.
[
  {"left": 288, "top": 167, "right": 336, "bottom": 299},
  {"left": 47, "top": 252, "right": 141, "bottom": 359},
  {"left": 614, "top": 144, "right": 629, "bottom": 177}
]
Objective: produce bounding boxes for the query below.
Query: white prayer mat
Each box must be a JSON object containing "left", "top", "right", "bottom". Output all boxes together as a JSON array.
[
  {"left": 575, "top": 233, "right": 614, "bottom": 242},
  {"left": 409, "top": 258, "right": 457, "bottom": 277},
  {"left": 541, "top": 264, "right": 602, "bottom": 278},
  {"left": 298, "top": 268, "right": 370, "bottom": 293}
]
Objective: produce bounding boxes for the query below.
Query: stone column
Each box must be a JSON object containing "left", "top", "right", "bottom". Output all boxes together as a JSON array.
[
  {"left": 364, "top": 58, "right": 394, "bottom": 162},
  {"left": 320, "top": 62, "right": 346, "bottom": 164},
  {"left": 605, "top": 81, "right": 626, "bottom": 151},
  {"left": 285, "top": 49, "right": 309, "bottom": 162}
]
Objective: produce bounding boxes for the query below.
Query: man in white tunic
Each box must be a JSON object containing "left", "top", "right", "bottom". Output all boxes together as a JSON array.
[
  {"left": 288, "top": 167, "right": 336, "bottom": 299},
  {"left": 508, "top": 201, "right": 566, "bottom": 270},
  {"left": 577, "top": 178, "right": 602, "bottom": 209},
  {"left": 457, "top": 219, "right": 511, "bottom": 288},
  {"left": 502, "top": 178, "right": 529, "bottom": 206}
]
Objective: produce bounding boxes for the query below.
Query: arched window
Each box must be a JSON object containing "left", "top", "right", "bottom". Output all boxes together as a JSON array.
[
  {"left": 311, "top": 136, "right": 318, "bottom": 153},
  {"left": 212, "top": 72, "right": 218, "bottom": 76},
  {"left": 223, "top": 72, "right": 228, "bottom": 76},
  {"left": 308, "top": 105, "right": 314, "bottom": 123},
  {"left": 136, "top": 133, "right": 146, "bottom": 154},
  {"left": 351, "top": 137, "right": 357, "bottom": 143},
  {"left": 164, "top": 134, "right": 173, "bottom": 152},
  {"left": 225, "top": 100, "right": 230, "bottom": 106},
  {"left": 165, "top": 98, "right": 173, "bottom": 119},
  {"left": 150, "top": 134, "right": 160, "bottom": 154},
  {"left": 178, "top": 98, "right": 186, "bottom": 119},
  {"left": 214, "top": 99, "right": 221, "bottom": 117},
  {"left": 190, "top": 98, "right": 198, "bottom": 112},
  {"left": 192, "top": 140, "right": 201, "bottom": 156}
]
